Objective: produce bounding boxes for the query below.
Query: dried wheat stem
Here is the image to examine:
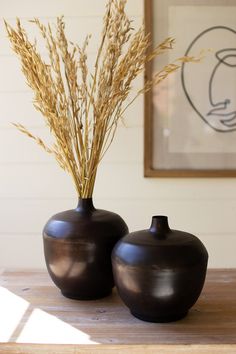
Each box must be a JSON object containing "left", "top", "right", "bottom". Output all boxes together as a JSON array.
[{"left": 5, "top": 0, "right": 194, "bottom": 198}]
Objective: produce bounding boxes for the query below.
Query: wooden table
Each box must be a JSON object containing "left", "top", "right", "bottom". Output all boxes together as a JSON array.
[{"left": 0, "top": 269, "right": 235, "bottom": 353}]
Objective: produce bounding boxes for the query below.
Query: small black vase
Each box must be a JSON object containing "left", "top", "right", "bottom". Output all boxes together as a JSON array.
[
  {"left": 112, "top": 216, "right": 208, "bottom": 322},
  {"left": 43, "top": 198, "right": 128, "bottom": 300}
]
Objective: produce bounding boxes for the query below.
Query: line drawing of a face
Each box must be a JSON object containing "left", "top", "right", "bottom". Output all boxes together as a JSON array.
[{"left": 181, "top": 26, "right": 236, "bottom": 133}]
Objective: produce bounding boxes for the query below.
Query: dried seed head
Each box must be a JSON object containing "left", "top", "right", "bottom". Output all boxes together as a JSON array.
[{"left": 5, "top": 1, "right": 192, "bottom": 198}]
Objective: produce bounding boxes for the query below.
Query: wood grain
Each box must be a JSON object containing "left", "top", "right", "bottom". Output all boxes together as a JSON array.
[
  {"left": 0, "top": 344, "right": 236, "bottom": 354},
  {"left": 0, "top": 269, "right": 235, "bottom": 353}
]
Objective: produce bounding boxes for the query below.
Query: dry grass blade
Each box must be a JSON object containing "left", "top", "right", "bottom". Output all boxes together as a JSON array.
[{"left": 5, "top": 1, "right": 193, "bottom": 198}]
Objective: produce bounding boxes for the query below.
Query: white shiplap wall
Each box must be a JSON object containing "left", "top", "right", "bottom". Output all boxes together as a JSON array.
[{"left": 0, "top": 0, "right": 235, "bottom": 269}]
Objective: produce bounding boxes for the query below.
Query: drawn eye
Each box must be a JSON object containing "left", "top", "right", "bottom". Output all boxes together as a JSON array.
[
  {"left": 216, "top": 49, "right": 236, "bottom": 67},
  {"left": 181, "top": 26, "right": 236, "bottom": 132}
]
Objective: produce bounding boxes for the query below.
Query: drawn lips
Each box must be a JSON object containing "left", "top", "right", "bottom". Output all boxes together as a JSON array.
[{"left": 181, "top": 26, "right": 236, "bottom": 133}]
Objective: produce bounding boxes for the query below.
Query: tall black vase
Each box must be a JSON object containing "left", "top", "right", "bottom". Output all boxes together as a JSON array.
[
  {"left": 112, "top": 215, "right": 208, "bottom": 322},
  {"left": 43, "top": 198, "right": 128, "bottom": 300}
]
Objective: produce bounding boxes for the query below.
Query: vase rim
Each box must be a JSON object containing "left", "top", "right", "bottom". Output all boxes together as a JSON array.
[
  {"left": 152, "top": 215, "right": 168, "bottom": 219},
  {"left": 76, "top": 197, "right": 95, "bottom": 211},
  {"left": 78, "top": 197, "right": 93, "bottom": 200},
  {"left": 150, "top": 215, "right": 170, "bottom": 236}
]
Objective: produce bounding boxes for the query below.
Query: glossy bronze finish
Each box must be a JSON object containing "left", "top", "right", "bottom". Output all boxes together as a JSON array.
[
  {"left": 112, "top": 216, "right": 208, "bottom": 322},
  {"left": 43, "top": 198, "right": 128, "bottom": 300}
]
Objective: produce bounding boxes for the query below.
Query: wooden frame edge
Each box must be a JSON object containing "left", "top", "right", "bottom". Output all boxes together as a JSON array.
[{"left": 143, "top": 0, "right": 236, "bottom": 178}]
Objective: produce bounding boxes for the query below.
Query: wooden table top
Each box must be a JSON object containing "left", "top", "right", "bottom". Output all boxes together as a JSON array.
[{"left": 0, "top": 269, "right": 235, "bottom": 353}]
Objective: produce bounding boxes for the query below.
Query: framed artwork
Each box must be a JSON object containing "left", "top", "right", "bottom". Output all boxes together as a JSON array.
[{"left": 144, "top": 0, "right": 236, "bottom": 177}]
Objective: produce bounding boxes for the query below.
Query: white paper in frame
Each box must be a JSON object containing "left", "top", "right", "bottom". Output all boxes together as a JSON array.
[{"left": 144, "top": 0, "right": 236, "bottom": 177}]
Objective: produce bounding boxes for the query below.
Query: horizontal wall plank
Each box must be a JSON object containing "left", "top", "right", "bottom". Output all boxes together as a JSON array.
[
  {"left": 0, "top": 56, "right": 27, "bottom": 92},
  {"left": 0, "top": 125, "right": 143, "bottom": 164},
  {"left": 0, "top": 91, "right": 39, "bottom": 127},
  {"left": 0, "top": 91, "right": 143, "bottom": 128},
  {"left": 0, "top": 199, "right": 76, "bottom": 236},
  {"left": 0, "top": 235, "right": 45, "bottom": 268},
  {"left": 1, "top": 163, "right": 236, "bottom": 201},
  {"left": 0, "top": 32, "right": 143, "bottom": 93},
  {"left": 0, "top": 198, "right": 236, "bottom": 236},
  {"left": 200, "top": 235, "right": 236, "bottom": 268},
  {"left": 0, "top": 0, "right": 142, "bottom": 18},
  {"left": 95, "top": 198, "right": 236, "bottom": 237},
  {"left": 0, "top": 15, "right": 142, "bottom": 57},
  {"left": 95, "top": 164, "right": 236, "bottom": 200},
  {"left": 0, "top": 129, "right": 54, "bottom": 164},
  {"left": 0, "top": 164, "right": 75, "bottom": 199}
]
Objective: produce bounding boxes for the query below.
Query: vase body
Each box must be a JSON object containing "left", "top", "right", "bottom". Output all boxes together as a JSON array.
[
  {"left": 43, "top": 198, "right": 128, "bottom": 300},
  {"left": 112, "top": 216, "right": 208, "bottom": 322}
]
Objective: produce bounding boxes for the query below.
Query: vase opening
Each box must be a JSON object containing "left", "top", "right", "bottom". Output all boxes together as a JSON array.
[
  {"left": 76, "top": 198, "right": 96, "bottom": 212},
  {"left": 150, "top": 215, "right": 170, "bottom": 235}
]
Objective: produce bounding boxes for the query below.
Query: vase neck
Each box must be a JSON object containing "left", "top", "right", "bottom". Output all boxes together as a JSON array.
[
  {"left": 76, "top": 198, "right": 96, "bottom": 213},
  {"left": 149, "top": 216, "right": 170, "bottom": 238}
]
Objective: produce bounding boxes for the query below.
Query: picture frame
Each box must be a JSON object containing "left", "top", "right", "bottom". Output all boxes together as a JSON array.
[{"left": 144, "top": 0, "right": 236, "bottom": 177}]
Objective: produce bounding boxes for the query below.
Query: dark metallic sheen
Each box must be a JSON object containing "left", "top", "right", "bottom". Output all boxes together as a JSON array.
[
  {"left": 43, "top": 198, "right": 128, "bottom": 300},
  {"left": 112, "top": 215, "right": 208, "bottom": 322}
]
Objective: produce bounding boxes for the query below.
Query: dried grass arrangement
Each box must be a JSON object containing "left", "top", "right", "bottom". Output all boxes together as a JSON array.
[{"left": 5, "top": 0, "right": 192, "bottom": 198}]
